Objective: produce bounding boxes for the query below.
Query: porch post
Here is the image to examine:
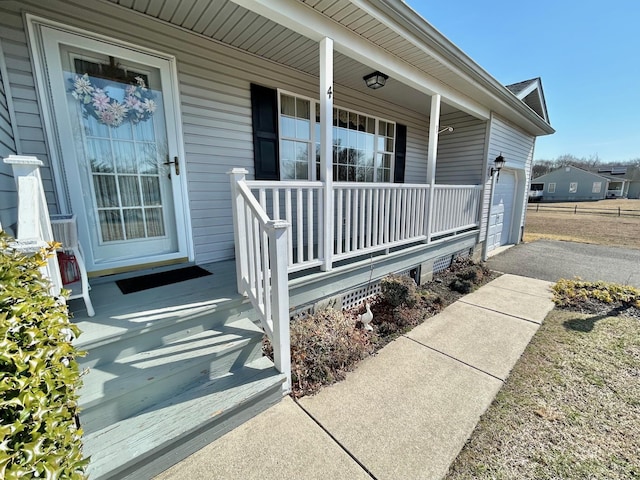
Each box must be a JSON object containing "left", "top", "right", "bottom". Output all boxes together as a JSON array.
[
  {"left": 319, "top": 37, "right": 334, "bottom": 272},
  {"left": 267, "top": 219, "right": 291, "bottom": 393},
  {"left": 426, "top": 94, "right": 441, "bottom": 242},
  {"left": 228, "top": 168, "right": 249, "bottom": 295},
  {"left": 4, "top": 155, "right": 63, "bottom": 296}
]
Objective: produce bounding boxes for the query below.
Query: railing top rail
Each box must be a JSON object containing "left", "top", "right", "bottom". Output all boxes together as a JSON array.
[
  {"left": 333, "top": 182, "right": 430, "bottom": 189},
  {"left": 433, "top": 184, "right": 483, "bottom": 190},
  {"left": 246, "top": 180, "right": 324, "bottom": 189},
  {"left": 245, "top": 180, "right": 482, "bottom": 191}
]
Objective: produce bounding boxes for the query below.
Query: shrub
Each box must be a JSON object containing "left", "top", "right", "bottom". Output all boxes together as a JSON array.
[
  {"left": 380, "top": 274, "right": 418, "bottom": 307},
  {"left": 285, "top": 308, "right": 373, "bottom": 397},
  {"left": 553, "top": 278, "right": 640, "bottom": 312},
  {"left": 449, "top": 278, "right": 474, "bottom": 294},
  {"left": 0, "top": 232, "right": 88, "bottom": 479}
]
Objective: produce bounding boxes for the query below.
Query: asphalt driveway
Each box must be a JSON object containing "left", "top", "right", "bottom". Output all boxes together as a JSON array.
[{"left": 487, "top": 240, "right": 640, "bottom": 288}]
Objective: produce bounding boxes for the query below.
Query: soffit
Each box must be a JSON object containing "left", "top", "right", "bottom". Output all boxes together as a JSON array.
[
  {"left": 105, "top": 0, "right": 546, "bottom": 127},
  {"left": 106, "top": 0, "right": 446, "bottom": 115}
]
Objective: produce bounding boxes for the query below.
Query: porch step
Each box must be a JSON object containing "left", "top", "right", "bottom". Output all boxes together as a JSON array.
[
  {"left": 74, "top": 294, "right": 257, "bottom": 370},
  {"left": 79, "top": 317, "right": 264, "bottom": 434},
  {"left": 83, "top": 356, "right": 286, "bottom": 480}
]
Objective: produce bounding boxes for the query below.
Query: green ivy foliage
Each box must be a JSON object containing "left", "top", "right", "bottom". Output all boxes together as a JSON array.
[{"left": 0, "top": 232, "right": 88, "bottom": 479}]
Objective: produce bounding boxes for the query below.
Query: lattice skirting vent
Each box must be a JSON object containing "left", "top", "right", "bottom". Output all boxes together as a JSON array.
[
  {"left": 433, "top": 254, "right": 454, "bottom": 273},
  {"left": 433, "top": 247, "right": 474, "bottom": 273},
  {"left": 341, "top": 282, "right": 382, "bottom": 311}
]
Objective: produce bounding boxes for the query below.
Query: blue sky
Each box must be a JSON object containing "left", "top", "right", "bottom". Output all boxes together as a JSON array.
[{"left": 409, "top": 0, "right": 639, "bottom": 162}]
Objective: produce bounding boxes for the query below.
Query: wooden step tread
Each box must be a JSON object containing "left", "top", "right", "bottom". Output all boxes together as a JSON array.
[
  {"left": 83, "top": 356, "right": 286, "bottom": 480},
  {"left": 79, "top": 317, "right": 263, "bottom": 407},
  {"left": 73, "top": 294, "right": 250, "bottom": 352}
]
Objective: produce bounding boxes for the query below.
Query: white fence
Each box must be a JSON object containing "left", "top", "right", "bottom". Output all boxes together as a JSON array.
[{"left": 248, "top": 180, "right": 325, "bottom": 273}]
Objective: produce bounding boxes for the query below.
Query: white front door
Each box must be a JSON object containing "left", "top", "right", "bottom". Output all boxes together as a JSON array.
[{"left": 33, "top": 24, "right": 189, "bottom": 274}]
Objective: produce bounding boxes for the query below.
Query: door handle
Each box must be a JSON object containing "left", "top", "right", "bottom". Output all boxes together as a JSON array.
[{"left": 164, "top": 156, "right": 180, "bottom": 175}]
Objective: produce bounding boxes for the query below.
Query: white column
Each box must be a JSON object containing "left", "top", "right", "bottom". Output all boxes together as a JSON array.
[
  {"left": 425, "top": 94, "right": 441, "bottom": 242},
  {"left": 319, "top": 37, "right": 334, "bottom": 271}
]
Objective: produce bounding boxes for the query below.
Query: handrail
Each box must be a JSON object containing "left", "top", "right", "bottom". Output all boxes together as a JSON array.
[{"left": 229, "top": 169, "right": 291, "bottom": 393}]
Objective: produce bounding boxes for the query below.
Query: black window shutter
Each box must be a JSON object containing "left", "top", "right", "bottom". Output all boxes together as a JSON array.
[
  {"left": 250, "top": 83, "right": 279, "bottom": 180},
  {"left": 394, "top": 123, "right": 407, "bottom": 183}
]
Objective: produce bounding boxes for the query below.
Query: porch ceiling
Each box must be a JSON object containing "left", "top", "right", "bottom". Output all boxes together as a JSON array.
[
  {"left": 106, "top": 0, "right": 553, "bottom": 132},
  {"left": 104, "top": 0, "right": 464, "bottom": 116}
]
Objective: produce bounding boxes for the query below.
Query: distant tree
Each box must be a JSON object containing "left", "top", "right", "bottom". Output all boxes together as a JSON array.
[{"left": 532, "top": 160, "right": 554, "bottom": 178}]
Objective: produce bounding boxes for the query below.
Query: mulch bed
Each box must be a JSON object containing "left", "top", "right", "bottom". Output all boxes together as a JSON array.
[{"left": 348, "top": 258, "right": 500, "bottom": 350}]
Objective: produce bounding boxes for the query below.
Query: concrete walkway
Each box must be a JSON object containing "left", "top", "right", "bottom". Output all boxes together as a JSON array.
[{"left": 155, "top": 274, "right": 555, "bottom": 480}]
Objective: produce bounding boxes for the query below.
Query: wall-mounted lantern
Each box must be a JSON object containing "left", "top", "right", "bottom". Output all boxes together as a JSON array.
[{"left": 490, "top": 153, "right": 506, "bottom": 181}]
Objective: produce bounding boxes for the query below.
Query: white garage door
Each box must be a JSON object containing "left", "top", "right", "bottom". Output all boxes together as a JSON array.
[{"left": 489, "top": 170, "right": 517, "bottom": 250}]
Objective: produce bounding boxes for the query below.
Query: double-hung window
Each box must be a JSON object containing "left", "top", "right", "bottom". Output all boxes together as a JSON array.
[
  {"left": 279, "top": 93, "right": 313, "bottom": 180},
  {"left": 278, "top": 91, "right": 395, "bottom": 182}
]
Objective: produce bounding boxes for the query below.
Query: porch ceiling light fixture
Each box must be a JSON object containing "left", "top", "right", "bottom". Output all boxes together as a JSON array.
[
  {"left": 490, "top": 153, "right": 506, "bottom": 180},
  {"left": 363, "top": 71, "right": 389, "bottom": 89}
]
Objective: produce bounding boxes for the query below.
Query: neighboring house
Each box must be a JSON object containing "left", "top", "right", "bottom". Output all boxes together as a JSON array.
[
  {"left": 596, "top": 166, "right": 640, "bottom": 199},
  {"left": 0, "top": 1, "right": 554, "bottom": 478},
  {"left": 532, "top": 165, "right": 639, "bottom": 202},
  {"left": 531, "top": 165, "right": 610, "bottom": 201}
]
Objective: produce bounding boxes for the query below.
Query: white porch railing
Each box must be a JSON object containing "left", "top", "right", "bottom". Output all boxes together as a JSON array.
[
  {"left": 431, "top": 185, "right": 483, "bottom": 238},
  {"left": 333, "top": 183, "right": 430, "bottom": 260},
  {"left": 235, "top": 178, "right": 482, "bottom": 273},
  {"left": 229, "top": 169, "right": 291, "bottom": 392},
  {"left": 229, "top": 169, "right": 483, "bottom": 390},
  {"left": 247, "top": 180, "right": 325, "bottom": 273}
]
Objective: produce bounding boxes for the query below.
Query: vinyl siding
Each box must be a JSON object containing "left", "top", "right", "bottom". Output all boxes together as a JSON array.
[
  {"left": 2, "top": 0, "right": 432, "bottom": 264},
  {"left": 435, "top": 111, "right": 486, "bottom": 185},
  {"left": 480, "top": 114, "right": 535, "bottom": 241},
  {"left": 0, "top": 39, "right": 18, "bottom": 234}
]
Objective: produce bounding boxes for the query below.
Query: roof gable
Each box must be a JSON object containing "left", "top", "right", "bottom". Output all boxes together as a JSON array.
[{"left": 506, "top": 77, "right": 549, "bottom": 123}]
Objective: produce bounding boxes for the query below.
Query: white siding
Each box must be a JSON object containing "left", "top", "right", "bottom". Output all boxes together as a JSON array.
[
  {"left": 0, "top": 39, "right": 18, "bottom": 234},
  {"left": 480, "top": 114, "right": 535, "bottom": 241},
  {"left": 1, "top": 0, "right": 431, "bottom": 264},
  {"left": 435, "top": 111, "right": 487, "bottom": 185}
]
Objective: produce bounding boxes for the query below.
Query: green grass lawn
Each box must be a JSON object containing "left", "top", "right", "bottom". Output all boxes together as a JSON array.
[{"left": 445, "top": 308, "right": 640, "bottom": 479}]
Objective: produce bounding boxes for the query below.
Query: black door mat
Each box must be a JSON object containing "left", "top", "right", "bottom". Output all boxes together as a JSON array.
[{"left": 116, "top": 266, "right": 212, "bottom": 294}]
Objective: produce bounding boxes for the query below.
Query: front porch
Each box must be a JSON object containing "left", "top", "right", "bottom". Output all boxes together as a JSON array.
[
  {"left": 0, "top": 0, "right": 553, "bottom": 477},
  {"left": 67, "top": 229, "right": 477, "bottom": 478}
]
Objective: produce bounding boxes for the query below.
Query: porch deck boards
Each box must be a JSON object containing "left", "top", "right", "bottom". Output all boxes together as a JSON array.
[{"left": 69, "top": 260, "right": 247, "bottom": 352}]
